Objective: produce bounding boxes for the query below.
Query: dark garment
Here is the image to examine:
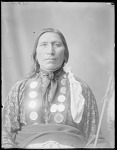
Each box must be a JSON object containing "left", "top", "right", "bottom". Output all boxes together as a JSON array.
[
  {"left": 2, "top": 69, "right": 100, "bottom": 148},
  {"left": 16, "top": 124, "right": 87, "bottom": 148}
]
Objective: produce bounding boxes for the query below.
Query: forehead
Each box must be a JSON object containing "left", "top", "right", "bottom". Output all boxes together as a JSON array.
[{"left": 38, "top": 32, "right": 62, "bottom": 43}]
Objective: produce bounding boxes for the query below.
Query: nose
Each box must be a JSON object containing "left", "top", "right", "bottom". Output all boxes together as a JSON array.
[{"left": 47, "top": 44, "right": 55, "bottom": 55}]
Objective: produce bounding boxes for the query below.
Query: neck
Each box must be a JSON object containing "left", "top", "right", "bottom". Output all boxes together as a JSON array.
[{"left": 40, "top": 65, "right": 63, "bottom": 74}]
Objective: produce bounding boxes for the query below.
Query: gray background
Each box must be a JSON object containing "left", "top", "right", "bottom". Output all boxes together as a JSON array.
[{"left": 2, "top": 2, "right": 114, "bottom": 147}]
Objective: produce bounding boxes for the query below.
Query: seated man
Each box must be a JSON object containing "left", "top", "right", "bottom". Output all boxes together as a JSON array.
[{"left": 2, "top": 28, "right": 109, "bottom": 148}]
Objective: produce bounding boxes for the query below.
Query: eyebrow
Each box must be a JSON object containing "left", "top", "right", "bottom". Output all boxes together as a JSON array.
[
  {"left": 39, "top": 42, "right": 48, "bottom": 44},
  {"left": 39, "top": 41, "right": 62, "bottom": 44}
]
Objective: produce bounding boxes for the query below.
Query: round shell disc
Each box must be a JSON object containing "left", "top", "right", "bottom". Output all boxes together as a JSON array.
[
  {"left": 60, "top": 87, "right": 66, "bottom": 94},
  {"left": 30, "top": 81, "right": 38, "bottom": 89},
  {"left": 29, "top": 101, "right": 36, "bottom": 108},
  {"left": 50, "top": 104, "right": 58, "bottom": 113},
  {"left": 61, "top": 79, "right": 66, "bottom": 85},
  {"left": 30, "top": 111, "right": 38, "bottom": 120},
  {"left": 29, "top": 91, "right": 37, "bottom": 98},
  {"left": 58, "top": 95, "right": 66, "bottom": 102},
  {"left": 54, "top": 113, "right": 64, "bottom": 123},
  {"left": 57, "top": 104, "right": 65, "bottom": 112}
]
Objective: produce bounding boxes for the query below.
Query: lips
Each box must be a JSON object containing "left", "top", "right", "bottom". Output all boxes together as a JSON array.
[{"left": 46, "top": 57, "right": 56, "bottom": 60}]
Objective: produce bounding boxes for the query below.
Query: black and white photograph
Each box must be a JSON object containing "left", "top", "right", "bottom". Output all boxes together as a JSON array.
[{"left": 2, "top": 2, "right": 114, "bottom": 148}]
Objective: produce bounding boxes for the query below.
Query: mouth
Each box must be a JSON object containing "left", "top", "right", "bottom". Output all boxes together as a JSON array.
[{"left": 46, "top": 58, "right": 56, "bottom": 60}]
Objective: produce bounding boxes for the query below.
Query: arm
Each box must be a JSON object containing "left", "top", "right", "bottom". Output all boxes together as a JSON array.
[
  {"left": 2, "top": 81, "right": 23, "bottom": 148},
  {"left": 80, "top": 83, "right": 99, "bottom": 141}
]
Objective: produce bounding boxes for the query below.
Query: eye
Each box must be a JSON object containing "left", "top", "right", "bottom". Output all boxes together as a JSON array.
[
  {"left": 54, "top": 43, "right": 61, "bottom": 47},
  {"left": 39, "top": 43, "right": 47, "bottom": 47}
]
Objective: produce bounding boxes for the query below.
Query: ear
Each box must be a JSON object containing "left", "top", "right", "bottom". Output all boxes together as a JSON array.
[
  {"left": 62, "top": 58, "right": 66, "bottom": 67},
  {"left": 64, "top": 49, "right": 67, "bottom": 63},
  {"left": 35, "top": 51, "right": 38, "bottom": 62},
  {"left": 64, "top": 57, "right": 67, "bottom": 63}
]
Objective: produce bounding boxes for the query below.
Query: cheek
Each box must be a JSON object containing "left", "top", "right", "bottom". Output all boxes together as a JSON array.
[
  {"left": 36, "top": 48, "right": 44, "bottom": 59},
  {"left": 57, "top": 50, "right": 65, "bottom": 62}
]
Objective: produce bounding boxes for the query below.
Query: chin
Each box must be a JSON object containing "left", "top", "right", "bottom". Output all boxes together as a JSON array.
[{"left": 41, "top": 65, "right": 61, "bottom": 72}]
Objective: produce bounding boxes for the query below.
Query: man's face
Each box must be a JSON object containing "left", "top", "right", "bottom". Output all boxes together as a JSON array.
[{"left": 36, "top": 32, "right": 65, "bottom": 72}]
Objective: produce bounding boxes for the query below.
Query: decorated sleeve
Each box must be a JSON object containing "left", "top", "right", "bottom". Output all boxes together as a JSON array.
[
  {"left": 2, "top": 80, "right": 25, "bottom": 148},
  {"left": 80, "top": 83, "right": 99, "bottom": 141}
]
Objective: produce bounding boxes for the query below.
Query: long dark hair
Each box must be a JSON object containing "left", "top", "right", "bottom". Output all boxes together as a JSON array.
[{"left": 29, "top": 28, "right": 69, "bottom": 78}]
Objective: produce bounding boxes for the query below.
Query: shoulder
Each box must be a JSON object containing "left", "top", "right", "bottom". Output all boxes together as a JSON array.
[
  {"left": 74, "top": 75, "right": 90, "bottom": 91},
  {"left": 11, "top": 72, "right": 41, "bottom": 94},
  {"left": 10, "top": 78, "right": 28, "bottom": 92},
  {"left": 73, "top": 75, "right": 96, "bottom": 99},
  {"left": 6, "top": 75, "right": 34, "bottom": 100},
  {"left": 63, "top": 66, "right": 94, "bottom": 96},
  {"left": 10, "top": 73, "right": 39, "bottom": 91}
]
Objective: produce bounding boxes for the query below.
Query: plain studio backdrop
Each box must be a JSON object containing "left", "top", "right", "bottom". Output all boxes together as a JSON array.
[{"left": 2, "top": 2, "right": 114, "bottom": 147}]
